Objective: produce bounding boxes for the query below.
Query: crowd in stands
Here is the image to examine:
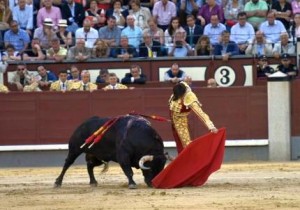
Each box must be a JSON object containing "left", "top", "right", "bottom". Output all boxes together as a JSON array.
[{"left": 0, "top": 0, "right": 299, "bottom": 92}]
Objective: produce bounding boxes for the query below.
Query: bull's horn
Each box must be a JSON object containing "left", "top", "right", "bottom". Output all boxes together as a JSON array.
[{"left": 139, "top": 155, "right": 154, "bottom": 170}]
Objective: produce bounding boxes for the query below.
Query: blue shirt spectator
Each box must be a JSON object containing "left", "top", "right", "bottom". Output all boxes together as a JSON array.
[
  {"left": 203, "top": 15, "right": 226, "bottom": 45},
  {"left": 13, "top": 0, "right": 33, "bottom": 31},
  {"left": 4, "top": 20, "right": 30, "bottom": 52},
  {"left": 121, "top": 15, "right": 143, "bottom": 48}
]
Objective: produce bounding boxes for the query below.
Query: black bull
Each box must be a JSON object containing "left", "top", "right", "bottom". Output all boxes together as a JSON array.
[{"left": 54, "top": 115, "right": 167, "bottom": 188}]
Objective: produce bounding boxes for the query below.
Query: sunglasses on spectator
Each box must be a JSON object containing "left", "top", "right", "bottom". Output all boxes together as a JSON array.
[{"left": 18, "top": 68, "right": 25, "bottom": 71}]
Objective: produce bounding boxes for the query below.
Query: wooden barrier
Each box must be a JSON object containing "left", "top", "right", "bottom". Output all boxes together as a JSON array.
[{"left": 0, "top": 86, "right": 270, "bottom": 146}]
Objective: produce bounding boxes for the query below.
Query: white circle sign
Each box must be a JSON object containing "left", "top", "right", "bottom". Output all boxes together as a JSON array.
[{"left": 214, "top": 66, "right": 236, "bottom": 87}]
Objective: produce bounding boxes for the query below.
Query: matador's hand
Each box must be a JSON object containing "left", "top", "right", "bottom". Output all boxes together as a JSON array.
[{"left": 210, "top": 127, "right": 218, "bottom": 133}]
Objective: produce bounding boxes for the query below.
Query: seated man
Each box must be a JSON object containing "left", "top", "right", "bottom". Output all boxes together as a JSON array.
[
  {"left": 256, "top": 55, "right": 275, "bottom": 78},
  {"left": 2, "top": 44, "right": 21, "bottom": 62},
  {"left": 103, "top": 73, "right": 129, "bottom": 90},
  {"left": 33, "top": 18, "right": 57, "bottom": 50},
  {"left": 276, "top": 53, "right": 298, "bottom": 77},
  {"left": 67, "top": 65, "right": 81, "bottom": 81},
  {"left": 70, "top": 70, "right": 98, "bottom": 92},
  {"left": 273, "top": 32, "right": 295, "bottom": 59},
  {"left": 164, "top": 63, "right": 190, "bottom": 83},
  {"left": 168, "top": 31, "right": 193, "bottom": 57},
  {"left": 96, "top": 68, "right": 110, "bottom": 84},
  {"left": 10, "top": 62, "right": 33, "bottom": 91},
  {"left": 207, "top": 78, "right": 218, "bottom": 88},
  {"left": 139, "top": 31, "right": 162, "bottom": 58},
  {"left": 121, "top": 64, "right": 147, "bottom": 85},
  {"left": 67, "top": 38, "right": 92, "bottom": 61},
  {"left": 46, "top": 37, "right": 68, "bottom": 62},
  {"left": 50, "top": 69, "right": 73, "bottom": 91},
  {"left": 245, "top": 31, "right": 273, "bottom": 56},
  {"left": 37, "top": 65, "right": 58, "bottom": 88},
  {"left": 213, "top": 30, "right": 239, "bottom": 61},
  {"left": 23, "top": 38, "right": 46, "bottom": 61},
  {"left": 111, "top": 35, "right": 137, "bottom": 60}
]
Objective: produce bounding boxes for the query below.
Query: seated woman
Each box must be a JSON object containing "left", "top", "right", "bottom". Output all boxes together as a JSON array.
[
  {"left": 164, "top": 17, "right": 186, "bottom": 47},
  {"left": 2, "top": 44, "right": 21, "bottom": 61},
  {"left": 91, "top": 39, "right": 110, "bottom": 58},
  {"left": 194, "top": 35, "right": 212, "bottom": 56},
  {"left": 85, "top": 0, "right": 106, "bottom": 30},
  {"left": 56, "top": 19, "right": 73, "bottom": 48},
  {"left": 106, "top": 0, "right": 129, "bottom": 30}
]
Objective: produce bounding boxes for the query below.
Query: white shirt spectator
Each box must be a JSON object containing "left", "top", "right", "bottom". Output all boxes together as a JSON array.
[
  {"left": 230, "top": 22, "right": 255, "bottom": 44},
  {"left": 259, "top": 20, "right": 286, "bottom": 44},
  {"left": 75, "top": 27, "right": 99, "bottom": 49},
  {"left": 13, "top": 4, "right": 33, "bottom": 30}
]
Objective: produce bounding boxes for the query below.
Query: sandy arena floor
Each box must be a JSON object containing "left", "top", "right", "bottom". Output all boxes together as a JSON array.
[{"left": 0, "top": 162, "right": 300, "bottom": 210}]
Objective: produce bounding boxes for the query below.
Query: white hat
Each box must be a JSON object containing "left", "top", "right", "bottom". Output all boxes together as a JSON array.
[
  {"left": 43, "top": 18, "right": 54, "bottom": 26},
  {"left": 58, "top": 19, "right": 67, "bottom": 27}
]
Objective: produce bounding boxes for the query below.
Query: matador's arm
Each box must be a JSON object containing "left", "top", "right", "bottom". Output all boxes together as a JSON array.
[{"left": 184, "top": 92, "right": 216, "bottom": 130}]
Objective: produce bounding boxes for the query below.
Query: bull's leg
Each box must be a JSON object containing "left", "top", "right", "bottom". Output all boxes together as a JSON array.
[
  {"left": 54, "top": 151, "right": 81, "bottom": 188},
  {"left": 86, "top": 154, "right": 102, "bottom": 187},
  {"left": 117, "top": 153, "right": 137, "bottom": 189}
]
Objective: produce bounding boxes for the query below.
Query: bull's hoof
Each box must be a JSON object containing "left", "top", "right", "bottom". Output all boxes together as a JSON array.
[
  {"left": 90, "top": 182, "right": 98, "bottom": 187},
  {"left": 54, "top": 183, "right": 62, "bottom": 188},
  {"left": 128, "top": 184, "right": 137, "bottom": 189}
]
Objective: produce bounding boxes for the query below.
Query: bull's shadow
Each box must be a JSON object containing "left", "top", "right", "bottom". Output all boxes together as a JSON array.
[{"left": 54, "top": 115, "right": 167, "bottom": 189}]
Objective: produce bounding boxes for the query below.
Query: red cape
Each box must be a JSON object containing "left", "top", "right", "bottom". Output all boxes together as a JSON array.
[{"left": 152, "top": 128, "right": 226, "bottom": 188}]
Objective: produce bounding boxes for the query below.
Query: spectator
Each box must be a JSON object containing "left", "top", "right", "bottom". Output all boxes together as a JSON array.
[
  {"left": 152, "top": 0, "right": 177, "bottom": 31},
  {"left": 168, "top": 31, "right": 193, "bottom": 57},
  {"left": 139, "top": 31, "right": 162, "bottom": 57},
  {"left": 179, "top": 0, "right": 202, "bottom": 26},
  {"left": 184, "top": 15, "right": 203, "bottom": 48},
  {"left": 67, "top": 38, "right": 92, "bottom": 61},
  {"left": 121, "top": 15, "right": 143, "bottom": 48},
  {"left": 273, "top": 32, "right": 295, "bottom": 59},
  {"left": 291, "top": 0, "right": 300, "bottom": 17},
  {"left": 10, "top": 62, "right": 33, "bottom": 91},
  {"left": 46, "top": 37, "right": 68, "bottom": 62},
  {"left": 256, "top": 55, "right": 274, "bottom": 78},
  {"left": 197, "top": 0, "right": 224, "bottom": 26},
  {"left": 259, "top": 11, "right": 286, "bottom": 44},
  {"left": 207, "top": 78, "right": 218, "bottom": 88},
  {"left": 103, "top": 72, "right": 129, "bottom": 90},
  {"left": 96, "top": 68, "right": 109, "bottom": 84},
  {"left": 244, "top": 0, "right": 268, "bottom": 30},
  {"left": 33, "top": 18, "right": 57, "bottom": 50},
  {"left": 75, "top": 19, "right": 99, "bottom": 49},
  {"left": 112, "top": 35, "right": 137, "bottom": 60},
  {"left": 121, "top": 64, "right": 147, "bottom": 84},
  {"left": 293, "top": 13, "right": 300, "bottom": 37},
  {"left": 37, "top": 0, "right": 62, "bottom": 28},
  {"left": 143, "top": 17, "right": 164, "bottom": 45},
  {"left": 129, "top": 0, "right": 151, "bottom": 30},
  {"left": 4, "top": 20, "right": 30, "bottom": 53},
  {"left": 61, "top": 0, "right": 85, "bottom": 34},
  {"left": 2, "top": 44, "right": 21, "bottom": 61},
  {"left": 106, "top": 0, "right": 129, "bottom": 30},
  {"left": 99, "top": 16, "right": 122, "bottom": 47},
  {"left": 0, "top": 83, "right": 9, "bottom": 93},
  {"left": 85, "top": 0, "right": 106, "bottom": 30},
  {"left": 194, "top": 35, "right": 212, "bottom": 56},
  {"left": 203, "top": 15, "right": 226, "bottom": 45},
  {"left": 37, "top": 65, "right": 58, "bottom": 88},
  {"left": 56, "top": 19, "right": 73, "bottom": 48},
  {"left": 245, "top": 31, "right": 273, "bottom": 56},
  {"left": 164, "top": 63, "right": 188, "bottom": 83},
  {"left": 164, "top": 17, "right": 186, "bottom": 47},
  {"left": 50, "top": 69, "right": 73, "bottom": 91},
  {"left": 213, "top": 30, "right": 239, "bottom": 61},
  {"left": 13, "top": 0, "right": 33, "bottom": 36},
  {"left": 67, "top": 65, "right": 81, "bottom": 81},
  {"left": 23, "top": 38, "right": 46, "bottom": 61},
  {"left": 0, "top": 0, "right": 12, "bottom": 40},
  {"left": 276, "top": 53, "right": 298, "bottom": 77},
  {"left": 271, "top": 0, "right": 292, "bottom": 31},
  {"left": 70, "top": 70, "right": 98, "bottom": 92},
  {"left": 91, "top": 39, "right": 110, "bottom": 58},
  {"left": 223, "top": 0, "right": 244, "bottom": 30},
  {"left": 230, "top": 11, "right": 255, "bottom": 55}
]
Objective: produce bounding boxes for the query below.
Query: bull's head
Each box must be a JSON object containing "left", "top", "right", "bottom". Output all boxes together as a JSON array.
[{"left": 139, "top": 155, "right": 167, "bottom": 187}]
